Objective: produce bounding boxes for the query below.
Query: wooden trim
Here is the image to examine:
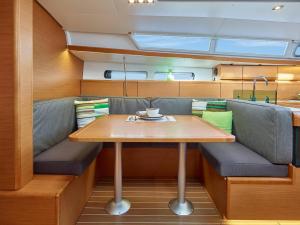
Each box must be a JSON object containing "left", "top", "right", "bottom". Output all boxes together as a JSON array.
[
  {"left": 0, "top": 161, "right": 96, "bottom": 225},
  {"left": 0, "top": 0, "right": 33, "bottom": 190},
  {"left": 203, "top": 158, "right": 227, "bottom": 218},
  {"left": 293, "top": 111, "right": 300, "bottom": 127},
  {"left": 227, "top": 164, "right": 294, "bottom": 185},
  {"left": 68, "top": 45, "right": 300, "bottom": 65}
]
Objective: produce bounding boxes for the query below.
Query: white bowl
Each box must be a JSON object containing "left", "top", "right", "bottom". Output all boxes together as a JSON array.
[{"left": 146, "top": 108, "right": 160, "bottom": 117}]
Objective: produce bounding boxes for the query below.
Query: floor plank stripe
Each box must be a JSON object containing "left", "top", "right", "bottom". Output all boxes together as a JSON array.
[{"left": 78, "top": 179, "right": 222, "bottom": 225}]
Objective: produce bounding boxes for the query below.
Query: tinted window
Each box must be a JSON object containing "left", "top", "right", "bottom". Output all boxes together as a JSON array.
[
  {"left": 132, "top": 33, "right": 211, "bottom": 53},
  {"left": 215, "top": 38, "right": 288, "bottom": 56}
]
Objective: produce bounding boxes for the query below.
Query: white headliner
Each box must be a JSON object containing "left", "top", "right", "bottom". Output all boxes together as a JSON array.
[
  {"left": 38, "top": 0, "right": 300, "bottom": 40},
  {"left": 71, "top": 50, "right": 261, "bottom": 68}
]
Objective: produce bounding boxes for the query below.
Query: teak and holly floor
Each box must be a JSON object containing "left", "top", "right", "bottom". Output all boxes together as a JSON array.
[{"left": 77, "top": 179, "right": 300, "bottom": 225}]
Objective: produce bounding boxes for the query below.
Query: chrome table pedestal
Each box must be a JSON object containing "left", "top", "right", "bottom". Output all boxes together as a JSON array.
[
  {"left": 105, "top": 142, "right": 131, "bottom": 215},
  {"left": 169, "top": 143, "right": 194, "bottom": 215}
]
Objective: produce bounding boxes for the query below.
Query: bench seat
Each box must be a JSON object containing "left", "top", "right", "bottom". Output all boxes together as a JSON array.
[
  {"left": 200, "top": 142, "right": 288, "bottom": 177},
  {"left": 34, "top": 139, "right": 102, "bottom": 176}
]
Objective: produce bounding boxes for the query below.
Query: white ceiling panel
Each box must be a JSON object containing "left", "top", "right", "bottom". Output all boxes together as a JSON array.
[
  {"left": 37, "top": 0, "right": 300, "bottom": 41},
  {"left": 115, "top": 1, "right": 300, "bottom": 24},
  {"left": 75, "top": 0, "right": 118, "bottom": 15}
]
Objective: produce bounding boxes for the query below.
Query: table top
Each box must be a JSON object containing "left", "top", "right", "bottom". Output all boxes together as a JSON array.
[{"left": 69, "top": 115, "right": 235, "bottom": 143}]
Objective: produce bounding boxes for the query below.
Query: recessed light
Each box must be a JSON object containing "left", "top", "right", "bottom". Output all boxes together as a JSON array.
[
  {"left": 272, "top": 5, "right": 284, "bottom": 11},
  {"left": 128, "top": 0, "right": 156, "bottom": 4}
]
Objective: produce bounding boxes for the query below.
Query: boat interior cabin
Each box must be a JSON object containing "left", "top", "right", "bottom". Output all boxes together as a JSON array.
[{"left": 2, "top": 0, "right": 300, "bottom": 225}]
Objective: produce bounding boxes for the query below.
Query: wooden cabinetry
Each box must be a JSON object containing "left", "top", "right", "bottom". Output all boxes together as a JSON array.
[
  {"left": 217, "top": 65, "right": 278, "bottom": 81},
  {"left": 277, "top": 81, "right": 300, "bottom": 100},
  {"left": 217, "top": 65, "right": 243, "bottom": 80},
  {"left": 220, "top": 81, "right": 243, "bottom": 99},
  {"left": 180, "top": 81, "right": 221, "bottom": 98},
  {"left": 278, "top": 66, "right": 300, "bottom": 81},
  {"left": 81, "top": 80, "right": 138, "bottom": 97},
  {"left": 242, "top": 66, "right": 278, "bottom": 80}
]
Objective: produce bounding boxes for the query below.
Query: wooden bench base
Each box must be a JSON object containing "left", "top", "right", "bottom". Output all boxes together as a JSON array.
[
  {"left": 203, "top": 158, "right": 300, "bottom": 220},
  {"left": 0, "top": 161, "right": 96, "bottom": 225}
]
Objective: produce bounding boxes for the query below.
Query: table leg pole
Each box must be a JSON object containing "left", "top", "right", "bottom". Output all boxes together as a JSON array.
[
  {"left": 105, "top": 142, "right": 131, "bottom": 215},
  {"left": 169, "top": 143, "right": 194, "bottom": 215}
]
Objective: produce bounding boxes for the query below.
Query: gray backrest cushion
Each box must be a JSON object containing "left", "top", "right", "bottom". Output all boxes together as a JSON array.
[
  {"left": 151, "top": 98, "right": 192, "bottom": 115},
  {"left": 227, "top": 100, "right": 293, "bottom": 164},
  {"left": 33, "top": 97, "right": 77, "bottom": 156},
  {"left": 109, "top": 97, "right": 150, "bottom": 114}
]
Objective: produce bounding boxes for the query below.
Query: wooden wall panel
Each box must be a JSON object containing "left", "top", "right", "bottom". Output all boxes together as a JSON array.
[
  {"left": 81, "top": 80, "right": 138, "bottom": 97},
  {"left": 33, "top": 2, "right": 83, "bottom": 100},
  {"left": 277, "top": 81, "right": 300, "bottom": 100},
  {"left": 96, "top": 143, "right": 202, "bottom": 180},
  {"left": 278, "top": 66, "right": 300, "bottom": 81},
  {"left": 242, "top": 81, "right": 278, "bottom": 91},
  {"left": 203, "top": 158, "right": 227, "bottom": 218},
  {"left": 220, "top": 81, "right": 243, "bottom": 99},
  {"left": 226, "top": 167, "right": 300, "bottom": 220},
  {"left": 217, "top": 65, "right": 243, "bottom": 80},
  {"left": 138, "top": 81, "right": 180, "bottom": 97},
  {"left": 0, "top": 0, "right": 33, "bottom": 190},
  {"left": 180, "top": 81, "right": 221, "bottom": 98},
  {"left": 243, "top": 66, "right": 278, "bottom": 80}
]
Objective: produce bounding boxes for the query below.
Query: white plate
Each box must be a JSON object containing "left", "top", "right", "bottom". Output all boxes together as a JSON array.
[{"left": 139, "top": 114, "right": 164, "bottom": 120}]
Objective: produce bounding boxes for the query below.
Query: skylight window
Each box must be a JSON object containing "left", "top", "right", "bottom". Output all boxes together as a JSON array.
[
  {"left": 131, "top": 33, "right": 211, "bottom": 53},
  {"left": 215, "top": 38, "right": 288, "bottom": 57},
  {"left": 295, "top": 46, "right": 300, "bottom": 57}
]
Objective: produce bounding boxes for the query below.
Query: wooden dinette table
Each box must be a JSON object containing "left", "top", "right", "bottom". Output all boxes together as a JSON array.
[{"left": 69, "top": 115, "right": 235, "bottom": 216}]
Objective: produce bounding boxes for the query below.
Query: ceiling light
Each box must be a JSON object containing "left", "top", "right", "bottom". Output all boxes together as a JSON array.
[
  {"left": 272, "top": 5, "right": 284, "bottom": 11},
  {"left": 128, "top": 0, "right": 156, "bottom": 4}
]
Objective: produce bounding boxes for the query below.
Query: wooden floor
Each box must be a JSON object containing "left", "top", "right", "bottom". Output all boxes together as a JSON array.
[
  {"left": 77, "top": 179, "right": 300, "bottom": 225},
  {"left": 77, "top": 179, "right": 223, "bottom": 225}
]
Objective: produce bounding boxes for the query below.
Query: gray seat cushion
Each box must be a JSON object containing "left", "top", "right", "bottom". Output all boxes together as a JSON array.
[
  {"left": 227, "top": 100, "right": 293, "bottom": 164},
  {"left": 34, "top": 140, "right": 102, "bottom": 176},
  {"left": 33, "top": 97, "right": 77, "bottom": 156},
  {"left": 200, "top": 142, "right": 288, "bottom": 177},
  {"left": 109, "top": 97, "right": 150, "bottom": 114},
  {"left": 151, "top": 98, "right": 192, "bottom": 115}
]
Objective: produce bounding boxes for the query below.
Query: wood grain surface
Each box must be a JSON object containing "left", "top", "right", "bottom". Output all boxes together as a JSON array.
[
  {"left": 0, "top": 0, "right": 33, "bottom": 190},
  {"left": 69, "top": 115, "right": 235, "bottom": 143},
  {"left": 33, "top": 1, "right": 83, "bottom": 100}
]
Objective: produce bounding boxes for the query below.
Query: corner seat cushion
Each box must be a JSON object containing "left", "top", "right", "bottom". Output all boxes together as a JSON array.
[
  {"left": 200, "top": 142, "right": 288, "bottom": 177},
  {"left": 227, "top": 100, "right": 293, "bottom": 164},
  {"left": 33, "top": 97, "right": 78, "bottom": 156},
  {"left": 34, "top": 139, "right": 102, "bottom": 176}
]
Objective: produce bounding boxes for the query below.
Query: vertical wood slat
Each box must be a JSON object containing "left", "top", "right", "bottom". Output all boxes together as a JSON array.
[{"left": 0, "top": 0, "right": 33, "bottom": 190}]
